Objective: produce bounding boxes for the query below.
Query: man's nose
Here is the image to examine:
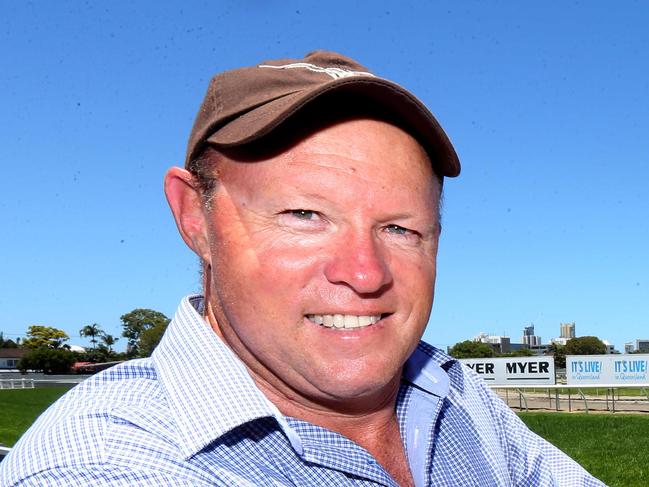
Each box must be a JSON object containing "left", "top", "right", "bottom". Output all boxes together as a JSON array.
[{"left": 323, "top": 231, "right": 393, "bottom": 295}]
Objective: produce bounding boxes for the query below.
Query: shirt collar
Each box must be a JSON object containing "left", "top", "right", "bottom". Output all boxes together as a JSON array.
[
  {"left": 402, "top": 342, "right": 455, "bottom": 398},
  {"left": 152, "top": 295, "right": 300, "bottom": 460}
]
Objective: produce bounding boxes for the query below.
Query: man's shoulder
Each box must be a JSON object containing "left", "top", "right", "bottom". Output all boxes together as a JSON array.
[
  {"left": 0, "top": 358, "right": 179, "bottom": 485},
  {"left": 60, "top": 358, "right": 164, "bottom": 414}
]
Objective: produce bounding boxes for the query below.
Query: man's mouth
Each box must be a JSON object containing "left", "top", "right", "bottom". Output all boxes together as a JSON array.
[{"left": 306, "top": 314, "right": 384, "bottom": 329}]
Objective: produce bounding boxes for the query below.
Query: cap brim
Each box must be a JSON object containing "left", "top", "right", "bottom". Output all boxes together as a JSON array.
[{"left": 205, "top": 77, "right": 460, "bottom": 177}]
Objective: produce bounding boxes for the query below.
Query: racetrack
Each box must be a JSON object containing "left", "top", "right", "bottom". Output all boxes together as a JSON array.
[{"left": 495, "top": 388, "right": 649, "bottom": 414}]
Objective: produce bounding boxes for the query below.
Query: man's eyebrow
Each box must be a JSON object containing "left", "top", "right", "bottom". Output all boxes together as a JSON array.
[
  {"left": 279, "top": 190, "right": 336, "bottom": 205},
  {"left": 381, "top": 212, "right": 420, "bottom": 220}
]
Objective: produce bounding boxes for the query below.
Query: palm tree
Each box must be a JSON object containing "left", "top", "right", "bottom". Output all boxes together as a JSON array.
[
  {"left": 80, "top": 323, "right": 102, "bottom": 350},
  {"left": 100, "top": 333, "right": 119, "bottom": 353}
]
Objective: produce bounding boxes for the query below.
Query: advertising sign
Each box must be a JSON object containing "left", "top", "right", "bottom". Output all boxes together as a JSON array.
[
  {"left": 460, "top": 356, "right": 555, "bottom": 385},
  {"left": 566, "top": 354, "right": 649, "bottom": 385}
]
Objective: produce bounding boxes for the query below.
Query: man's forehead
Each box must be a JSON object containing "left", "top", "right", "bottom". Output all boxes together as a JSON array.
[
  {"left": 207, "top": 106, "right": 430, "bottom": 167},
  {"left": 288, "top": 117, "right": 428, "bottom": 159},
  {"left": 212, "top": 118, "right": 438, "bottom": 210},
  {"left": 215, "top": 117, "right": 430, "bottom": 174}
]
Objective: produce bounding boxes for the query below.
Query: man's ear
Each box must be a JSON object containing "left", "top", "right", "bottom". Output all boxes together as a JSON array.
[{"left": 164, "top": 167, "right": 212, "bottom": 263}]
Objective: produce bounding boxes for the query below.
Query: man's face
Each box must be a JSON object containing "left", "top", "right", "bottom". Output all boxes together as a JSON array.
[{"left": 200, "top": 118, "right": 440, "bottom": 407}]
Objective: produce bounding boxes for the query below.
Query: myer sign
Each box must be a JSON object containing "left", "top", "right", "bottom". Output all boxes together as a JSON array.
[
  {"left": 460, "top": 357, "right": 555, "bottom": 385},
  {"left": 567, "top": 354, "right": 649, "bottom": 385}
]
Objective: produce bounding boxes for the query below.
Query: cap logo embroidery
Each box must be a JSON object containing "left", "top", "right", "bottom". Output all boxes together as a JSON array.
[{"left": 258, "top": 62, "right": 375, "bottom": 80}]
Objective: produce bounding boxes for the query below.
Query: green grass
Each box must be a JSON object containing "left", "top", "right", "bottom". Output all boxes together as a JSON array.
[
  {"left": 0, "top": 387, "right": 71, "bottom": 447},
  {"left": 520, "top": 412, "right": 649, "bottom": 487}
]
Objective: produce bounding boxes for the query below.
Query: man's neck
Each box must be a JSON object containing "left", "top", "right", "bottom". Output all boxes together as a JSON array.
[
  {"left": 255, "top": 377, "right": 415, "bottom": 487},
  {"left": 260, "top": 377, "right": 398, "bottom": 431}
]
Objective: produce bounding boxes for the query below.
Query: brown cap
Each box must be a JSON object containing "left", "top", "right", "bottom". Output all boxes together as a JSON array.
[{"left": 186, "top": 50, "right": 460, "bottom": 177}]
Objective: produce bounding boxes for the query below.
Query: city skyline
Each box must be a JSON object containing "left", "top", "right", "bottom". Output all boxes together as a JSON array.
[{"left": 470, "top": 321, "right": 627, "bottom": 351}]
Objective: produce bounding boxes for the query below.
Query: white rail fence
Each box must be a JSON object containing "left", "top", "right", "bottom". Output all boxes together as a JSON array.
[
  {"left": 491, "top": 384, "right": 649, "bottom": 413},
  {"left": 0, "top": 378, "right": 35, "bottom": 390}
]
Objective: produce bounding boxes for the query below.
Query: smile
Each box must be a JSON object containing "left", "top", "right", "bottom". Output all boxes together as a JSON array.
[{"left": 306, "top": 314, "right": 382, "bottom": 329}]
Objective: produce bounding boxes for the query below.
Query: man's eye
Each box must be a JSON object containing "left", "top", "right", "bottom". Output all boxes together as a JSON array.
[
  {"left": 288, "top": 209, "right": 317, "bottom": 220},
  {"left": 278, "top": 209, "right": 326, "bottom": 231},
  {"left": 386, "top": 224, "right": 410, "bottom": 235}
]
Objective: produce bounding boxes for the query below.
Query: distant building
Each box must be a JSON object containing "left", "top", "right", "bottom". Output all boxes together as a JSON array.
[
  {"left": 521, "top": 324, "right": 541, "bottom": 347},
  {"left": 551, "top": 335, "right": 616, "bottom": 353},
  {"left": 550, "top": 322, "right": 576, "bottom": 346},
  {"left": 624, "top": 339, "right": 649, "bottom": 353},
  {"left": 601, "top": 340, "right": 616, "bottom": 354},
  {"left": 473, "top": 332, "right": 509, "bottom": 353},
  {"left": 0, "top": 348, "right": 25, "bottom": 369},
  {"left": 560, "top": 322, "right": 576, "bottom": 339},
  {"left": 473, "top": 332, "right": 528, "bottom": 354},
  {"left": 473, "top": 332, "right": 506, "bottom": 353}
]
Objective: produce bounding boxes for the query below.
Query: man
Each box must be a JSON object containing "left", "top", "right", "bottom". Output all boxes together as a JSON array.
[{"left": 1, "top": 51, "right": 603, "bottom": 486}]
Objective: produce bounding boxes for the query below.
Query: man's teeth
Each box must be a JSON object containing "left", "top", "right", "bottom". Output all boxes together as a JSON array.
[{"left": 307, "top": 314, "right": 381, "bottom": 329}]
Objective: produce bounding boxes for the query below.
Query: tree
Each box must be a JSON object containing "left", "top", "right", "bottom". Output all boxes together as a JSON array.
[
  {"left": 100, "top": 333, "right": 119, "bottom": 353},
  {"left": 18, "top": 348, "right": 77, "bottom": 374},
  {"left": 546, "top": 342, "right": 566, "bottom": 368},
  {"left": 0, "top": 332, "right": 19, "bottom": 348},
  {"left": 138, "top": 322, "right": 169, "bottom": 357},
  {"left": 80, "top": 323, "right": 102, "bottom": 349},
  {"left": 564, "top": 336, "right": 607, "bottom": 356},
  {"left": 121, "top": 309, "right": 170, "bottom": 357},
  {"left": 22, "top": 325, "right": 69, "bottom": 349},
  {"left": 78, "top": 331, "right": 120, "bottom": 363},
  {"left": 81, "top": 347, "right": 104, "bottom": 364},
  {"left": 449, "top": 340, "right": 495, "bottom": 359}
]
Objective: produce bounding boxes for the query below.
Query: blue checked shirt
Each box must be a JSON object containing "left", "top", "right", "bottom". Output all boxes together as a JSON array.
[{"left": 1, "top": 296, "right": 604, "bottom": 486}]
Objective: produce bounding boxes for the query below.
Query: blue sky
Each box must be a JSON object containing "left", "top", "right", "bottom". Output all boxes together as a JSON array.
[{"left": 1, "top": 1, "right": 647, "bottom": 352}]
